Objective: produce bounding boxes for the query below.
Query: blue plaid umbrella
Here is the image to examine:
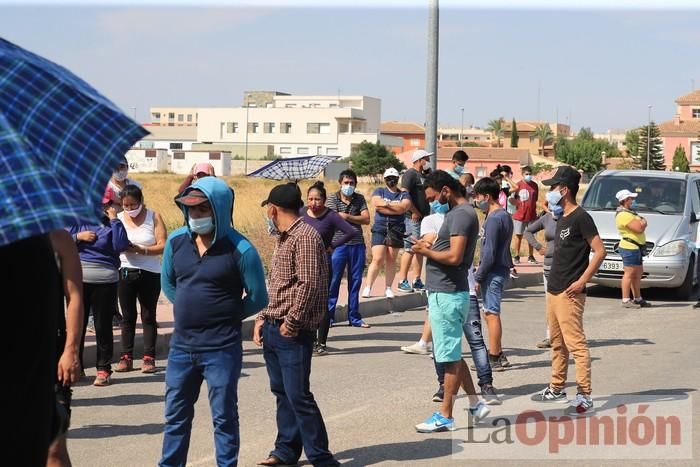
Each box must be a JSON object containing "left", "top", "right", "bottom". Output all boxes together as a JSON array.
[
  {"left": 0, "top": 38, "right": 148, "bottom": 247},
  {"left": 247, "top": 155, "right": 340, "bottom": 182}
]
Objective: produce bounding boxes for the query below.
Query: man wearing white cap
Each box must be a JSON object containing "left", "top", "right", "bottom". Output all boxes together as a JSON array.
[
  {"left": 615, "top": 189, "right": 651, "bottom": 308},
  {"left": 397, "top": 149, "right": 433, "bottom": 293}
]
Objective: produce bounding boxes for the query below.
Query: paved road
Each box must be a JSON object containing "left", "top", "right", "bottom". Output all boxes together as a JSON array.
[{"left": 67, "top": 285, "right": 700, "bottom": 466}]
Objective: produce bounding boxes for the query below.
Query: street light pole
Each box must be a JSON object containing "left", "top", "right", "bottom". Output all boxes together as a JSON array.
[
  {"left": 459, "top": 107, "right": 464, "bottom": 149},
  {"left": 646, "top": 105, "right": 652, "bottom": 170},
  {"left": 425, "top": 0, "right": 439, "bottom": 170},
  {"left": 244, "top": 104, "right": 249, "bottom": 175}
]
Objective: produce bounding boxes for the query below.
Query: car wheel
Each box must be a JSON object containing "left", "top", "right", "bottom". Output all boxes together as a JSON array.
[{"left": 675, "top": 256, "right": 695, "bottom": 300}]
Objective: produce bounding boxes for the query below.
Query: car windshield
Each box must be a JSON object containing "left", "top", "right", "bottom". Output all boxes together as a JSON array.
[{"left": 581, "top": 175, "right": 687, "bottom": 214}]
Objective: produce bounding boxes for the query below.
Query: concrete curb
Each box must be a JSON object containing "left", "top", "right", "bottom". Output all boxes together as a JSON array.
[{"left": 84, "top": 272, "right": 543, "bottom": 368}]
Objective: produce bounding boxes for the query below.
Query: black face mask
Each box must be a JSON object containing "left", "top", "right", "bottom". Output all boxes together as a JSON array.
[{"left": 386, "top": 178, "right": 398, "bottom": 188}]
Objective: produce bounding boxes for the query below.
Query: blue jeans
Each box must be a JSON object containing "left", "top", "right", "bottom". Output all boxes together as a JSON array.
[
  {"left": 262, "top": 322, "right": 339, "bottom": 466},
  {"left": 435, "top": 294, "right": 493, "bottom": 387},
  {"left": 328, "top": 244, "right": 366, "bottom": 326},
  {"left": 481, "top": 271, "right": 507, "bottom": 315},
  {"left": 160, "top": 343, "right": 242, "bottom": 467}
]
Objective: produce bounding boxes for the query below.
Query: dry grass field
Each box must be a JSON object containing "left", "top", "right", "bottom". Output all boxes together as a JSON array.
[{"left": 129, "top": 173, "right": 554, "bottom": 269}]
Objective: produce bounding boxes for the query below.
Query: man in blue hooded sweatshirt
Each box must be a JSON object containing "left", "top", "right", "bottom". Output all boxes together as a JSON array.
[{"left": 159, "top": 176, "right": 269, "bottom": 467}]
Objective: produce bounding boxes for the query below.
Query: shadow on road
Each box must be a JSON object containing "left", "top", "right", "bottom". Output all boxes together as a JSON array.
[
  {"left": 69, "top": 423, "right": 164, "bottom": 439},
  {"left": 335, "top": 438, "right": 459, "bottom": 467},
  {"left": 588, "top": 337, "right": 654, "bottom": 347},
  {"left": 72, "top": 393, "right": 164, "bottom": 408}
]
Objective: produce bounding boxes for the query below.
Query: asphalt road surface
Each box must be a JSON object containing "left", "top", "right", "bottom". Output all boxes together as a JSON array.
[{"left": 67, "top": 285, "right": 700, "bottom": 466}]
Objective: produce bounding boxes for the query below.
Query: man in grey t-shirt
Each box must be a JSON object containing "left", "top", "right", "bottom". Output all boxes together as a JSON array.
[{"left": 411, "top": 170, "right": 489, "bottom": 433}]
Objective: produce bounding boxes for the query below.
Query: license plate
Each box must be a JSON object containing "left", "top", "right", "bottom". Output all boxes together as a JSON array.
[{"left": 601, "top": 260, "right": 623, "bottom": 271}]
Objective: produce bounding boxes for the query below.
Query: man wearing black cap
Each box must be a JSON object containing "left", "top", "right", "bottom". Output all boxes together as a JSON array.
[
  {"left": 160, "top": 176, "right": 269, "bottom": 467},
  {"left": 530, "top": 166, "right": 606, "bottom": 416},
  {"left": 254, "top": 183, "right": 339, "bottom": 467}
]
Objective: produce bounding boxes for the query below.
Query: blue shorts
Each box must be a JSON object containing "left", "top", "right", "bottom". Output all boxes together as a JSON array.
[
  {"left": 481, "top": 272, "right": 507, "bottom": 315},
  {"left": 371, "top": 226, "right": 404, "bottom": 248},
  {"left": 618, "top": 246, "right": 642, "bottom": 266},
  {"left": 403, "top": 218, "right": 421, "bottom": 251},
  {"left": 428, "top": 291, "right": 469, "bottom": 363}
]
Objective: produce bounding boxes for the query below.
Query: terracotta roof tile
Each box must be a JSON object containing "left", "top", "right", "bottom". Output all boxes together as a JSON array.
[
  {"left": 380, "top": 121, "right": 425, "bottom": 134},
  {"left": 397, "top": 146, "right": 530, "bottom": 163},
  {"left": 675, "top": 89, "right": 700, "bottom": 105},
  {"left": 659, "top": 119, "right": 700, "bottom": 136}
]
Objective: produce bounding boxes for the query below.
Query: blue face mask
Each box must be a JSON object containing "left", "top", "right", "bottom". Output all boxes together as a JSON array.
[
  {"left": 546, "top": 189, "right": 563, "bottom": 206},
  {"left": 477, "top": 199, "right": 490, "bottom": 214},
  {"left": 630, "top": 200, "right": 638, "bottom": 210},
  {"left": 524, "top": 175, "right": 533, "bottom": 183},
  {"left": 341, "top": 185, "right": 355, "bottom": 197},
  {"left": 549, "top": 203, "right": 564, "bottom": 219},
  {"left": 189, "top": 216, "right": 214, "bottom": 235},
  {"left": 430, "top": 199, "right": 449, "bottom": 214},
  {"left": 454, "top": 164, "right": 464, "bottom": 174},
  {"left": 265, "top": 217, "right": 279, "bottom": 236}
]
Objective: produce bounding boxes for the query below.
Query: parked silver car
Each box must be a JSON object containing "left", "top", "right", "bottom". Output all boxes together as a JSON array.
[{"left": 580, "top": 170, "right": 700, "bottom": 298}]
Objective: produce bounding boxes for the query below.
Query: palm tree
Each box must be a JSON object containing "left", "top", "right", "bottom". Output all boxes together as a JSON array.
[
  {"left": 533, "top": 124, "right": 554, "bottom": 156},
  {"left": 487, "top": 118, "right": 505, "bottom": 148}
]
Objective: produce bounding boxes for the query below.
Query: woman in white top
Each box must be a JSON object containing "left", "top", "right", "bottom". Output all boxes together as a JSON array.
[{"left": 115, "top": 185, "right": 167, "bottom": 374}]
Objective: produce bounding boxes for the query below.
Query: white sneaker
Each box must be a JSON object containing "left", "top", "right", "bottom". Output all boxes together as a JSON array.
[
  {"left": 401, "top": 342, "right": 430, "bottom": 355},
  {"left": 385, "top": 287, "right": 395, "bottom": 299},
  {"left": 361, "top": 286, "right": 371, "bottom": 298},
  {"left": 467, "top": 400, "right": 491, "bottom": 424}
]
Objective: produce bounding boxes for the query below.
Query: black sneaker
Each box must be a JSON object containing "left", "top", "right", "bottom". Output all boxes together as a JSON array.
[
  {"left": 481, "top": 384, "right": 502, "bottom": 405},
  {"left": 313, "top": 344, "right": 329, "bottom": 357},
  {"left": 488, "top": 354, "right": 505, "bottom": 372},
  {"left": 432, "top": 385, "right": 445, "bottom": 403},
  {"left": 510, "top": 268, "right": 519, "bottom": 279},
  {"left": 693, "top": 301, "right": 700, "bottom": 309},
  {"left": 531, "top": 386, "right": 568, "bottom": 403},
  {"left": 528, "top": 256, "right": 538, "bottom": 264},
  {"left": 635, "top": 299, "right": 652, "bottom": 308},
  {"left": 513, "top": 256, "right": 521, "bottom": 264},
  {"left": 498, "top": 352, "right": 510, "bottom": 367}
]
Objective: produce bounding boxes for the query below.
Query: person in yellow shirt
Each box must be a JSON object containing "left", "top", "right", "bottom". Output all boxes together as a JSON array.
[{"left": 615, "top": 189, "right": 650, "bottom": 308}]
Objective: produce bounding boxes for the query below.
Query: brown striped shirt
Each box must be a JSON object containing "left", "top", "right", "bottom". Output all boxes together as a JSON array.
[{"left": 257, "top": 217, "right": 329, "bottom": 332}]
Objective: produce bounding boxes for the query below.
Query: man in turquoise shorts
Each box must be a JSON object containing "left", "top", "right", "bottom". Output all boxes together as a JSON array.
[{"left": 411, "top": 170, "right": 491, "bottom": 433}]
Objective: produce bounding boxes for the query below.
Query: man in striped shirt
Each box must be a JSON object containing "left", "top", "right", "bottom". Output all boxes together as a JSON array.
[{"left": 254, "top": 183, "right": 340, "bottom": 467}]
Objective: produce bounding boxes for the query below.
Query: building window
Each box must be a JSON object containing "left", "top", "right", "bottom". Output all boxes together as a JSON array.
[
  {"left": 177, "top": 114, "right": 184, "bottom": 122},
  {"left": 307, "top": 123, "right": 330, "bottom": 134},
  {"left": 692, "top": 142, "right": 700, "bottom": 164},
  {"left": 298, "top": 147, "right": 309, "bottom": 155},
  {"left": 264, "top": 122, "right": 275, "bottom": 133},
  {"left": 248, "top": 122, "right": 259, "bottom": 133},
  {"left": 329, "top": 103, "right": 338, "bottom": 108},
  {"left": 529, "top": 136, "right": 535, "bottom": 143},
  {"left": 285, "top": 104, "right": 296, "bottom": 108},
  {"left": 187, "top": 114, "right": 193, "bottom": 122},
  {"left": 280, "top": 122, "right": 292, "bottom": 134},
  {"left": 169, "top": 143, "right": 183, "bottom": 150},
  {"left": 168, "top": 112, "right": 175, "bottom": 119},
  {"left": 338, "top": 122, "right": 349, "bottom": 133},
  {"left": 410, "top": 138, "right": 420, "bottom": 146},
  {"left": 326, "top": 147, "right": 338, "bottom": 155},
  {"left": 476, "top": 167, "right": 487, "bottom": 177},
  {"left": 151, "top": 112, "right": 161, "bottom": 119},
  {"left": 226, "top": 122, "right": 238, "bottom": 133},
  {"left": 139, "top": 141, "right": 154, "bottom": 149},
  {"left": 279, "top": 146, "right": 292, "bottom": 155},
  {"left": 693, "top": 109, "right": 700, "bottom": 119}
]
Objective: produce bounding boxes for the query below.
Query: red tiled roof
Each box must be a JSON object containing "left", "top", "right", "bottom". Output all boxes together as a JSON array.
[
  {"left": 397, "top": 146, "right": 530, "bottom": 163},
  {"left": 659, "top": 119, "right": 700, "bottom": 136},
  {"left": 675, "top": 89, "right": 700, "bottom": 105},
  {"left": 380, "top": 121, "right": 425, "bottom": 134}
]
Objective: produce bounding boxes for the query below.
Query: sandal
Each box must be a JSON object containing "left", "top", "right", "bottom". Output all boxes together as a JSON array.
[
  {"left": 353, "top": 321, "right": 371, "bottom": 328},
  {"left": 257, "top": 455, "right": 297, "bottom": 466}
]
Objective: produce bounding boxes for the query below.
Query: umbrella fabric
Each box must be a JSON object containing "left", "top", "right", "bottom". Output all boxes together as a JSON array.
[
  {"left": 247, "top": 155, "right": 340, "bottom": 181},
  {"left": 0, "top": 38, "right": 148, "bottom": 247}
]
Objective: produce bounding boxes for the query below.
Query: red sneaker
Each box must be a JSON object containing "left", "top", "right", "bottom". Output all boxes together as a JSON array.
[
  {"left": 114, "top": 354, "right": 133, "bottom": 372},
  {"left": 93, "top": 370, "right": 112, "bottom": 386},
  {"left": 142, "top": 357, "right": 156, "bottom": 374}
]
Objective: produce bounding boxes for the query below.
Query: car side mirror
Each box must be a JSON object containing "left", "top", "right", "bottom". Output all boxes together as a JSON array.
[{"left": 692, "top": 212, "right": 699, "bottom": 224}]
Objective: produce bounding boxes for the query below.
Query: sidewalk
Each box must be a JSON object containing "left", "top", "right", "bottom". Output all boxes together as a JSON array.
[{"left": 82, "top": 261, "right": 544, "bottom": 368}]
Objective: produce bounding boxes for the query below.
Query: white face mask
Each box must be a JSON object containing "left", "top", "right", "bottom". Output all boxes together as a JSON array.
[
  {"left": 125, "top": 205, "right": 143, "bottom": 218},
  {"left": 113, "top": 169, "right": 128, "bottom": 182}
]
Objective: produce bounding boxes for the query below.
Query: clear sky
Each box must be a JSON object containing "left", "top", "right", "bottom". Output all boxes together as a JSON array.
[{"left": 1, "top": 1, "right": 699, "bottom": 133}]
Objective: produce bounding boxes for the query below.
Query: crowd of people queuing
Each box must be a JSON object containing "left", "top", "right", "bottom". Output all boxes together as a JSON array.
[{"left": 23, "top": 147, "right": 620, "bottom": 466}]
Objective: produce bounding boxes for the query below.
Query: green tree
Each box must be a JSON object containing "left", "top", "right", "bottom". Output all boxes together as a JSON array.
[
  {"left": 533, "top": 124, "right": 554, "bottom": 156},
  {"left": 348, "top": 140, "right": 405, "bottom": 179},
  {"left": 624, "top": 129, "right": 639, "bottom": 159},
  {"left": 510, "top": 118, "right": 519, "bottom": 148},
  {"left": 530, "top": 162, "right": 553, "bottom": 175},
  {"left": 487, "top": 118, "right": 505, "bottom": 148},
  {"left": 635, "top": 122, "right": 665, "bottom": 170},
  {"left": 672, "top": 145, "right": 690, "bottom": 172},
  {"left": 555, "top": 130, "right": 621, "bottom": 174}
]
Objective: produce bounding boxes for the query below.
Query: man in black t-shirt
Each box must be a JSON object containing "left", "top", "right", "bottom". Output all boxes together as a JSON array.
[
  {"left": 530, "top": 166, "right": 606, "bottom": 416},
  {"left": 397, "top": 149, "right": 432, "bottom": 293}
]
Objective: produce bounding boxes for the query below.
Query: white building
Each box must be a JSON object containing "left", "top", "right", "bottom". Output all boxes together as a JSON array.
[
  {"left": 438, "top": 126, "right": 492, "bottom": 144},
  {"left": 193, "top": 92, "right": 382, "bottom": 159},
  {"left": 136, "top": 125, "right": 197, "bottom": 156}
]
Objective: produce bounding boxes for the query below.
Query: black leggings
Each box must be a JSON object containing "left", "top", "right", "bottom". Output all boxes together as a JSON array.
[
  {"left": 118, "top": 269, "right": 160, "bottom": 359},
  {"left": 3, "top": 234, "right": 60, "bottom": 466},
  {"left": 80, "top": 282, "right": 118, "bottom": 372},
  {"left": 317, "top": 254, "right": 333, "bottom": 346}
]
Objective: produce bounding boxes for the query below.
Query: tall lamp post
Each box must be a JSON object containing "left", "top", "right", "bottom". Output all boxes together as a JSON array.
[
  {"left": 459, "top": 107, "right": 464, "bottom": 149},
  {"left": 646, "top": 105, "right": 652, "bottom": 170}
]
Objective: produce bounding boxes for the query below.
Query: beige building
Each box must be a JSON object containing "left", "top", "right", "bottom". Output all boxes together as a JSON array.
[
  {"left": 193, "top": 92, "right": 381, "bottom": 159},
  {"left": 136, "top": 125, "right": 197, "bottom": 156},
  {"left": 502, "top": 120, "right": 571, "bottom": 157},
  {"left": 438, "top": 126, "right": 492, "bottom": 145},
  {"left": 150, "top": 107, "right": 199, "bottom": 127}
]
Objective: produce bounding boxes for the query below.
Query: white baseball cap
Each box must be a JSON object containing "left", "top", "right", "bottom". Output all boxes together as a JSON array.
[
  {"left": 383, "top": 167, "right": 400, "bottom": 178},
  {"left": 615, "top": 189, "right": 638, "bottom": 202},
  {"left": 411, "top": 149, "right": 434, "bottom": 163}
]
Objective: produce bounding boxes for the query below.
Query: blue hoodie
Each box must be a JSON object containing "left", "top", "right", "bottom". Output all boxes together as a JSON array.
[{"left": 161, "top": 177, "right": 268, "bottom": 352}]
